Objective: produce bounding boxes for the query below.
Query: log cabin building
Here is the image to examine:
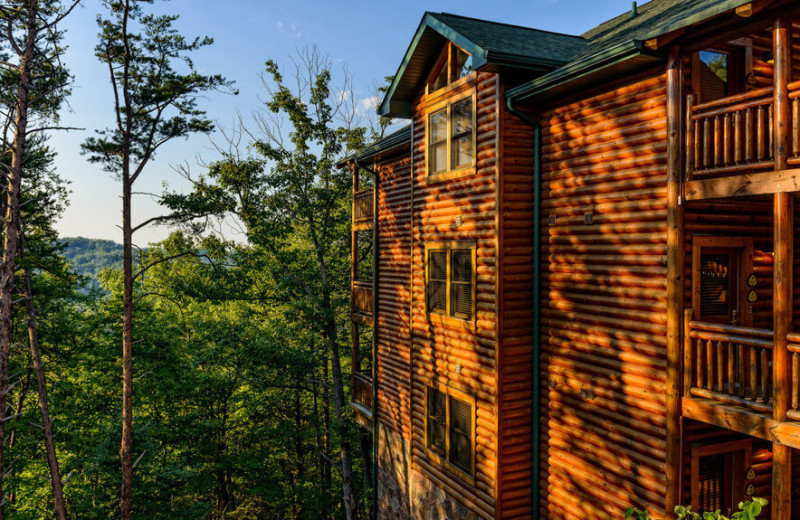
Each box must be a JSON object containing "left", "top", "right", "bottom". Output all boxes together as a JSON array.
[{"left": 339, "top": 0, "right": 800, "bottom": 518}]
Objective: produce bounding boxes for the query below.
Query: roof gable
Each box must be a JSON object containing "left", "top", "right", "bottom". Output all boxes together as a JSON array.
[{"left": 378, "top": 12, "right": 586, "bottom": 118}]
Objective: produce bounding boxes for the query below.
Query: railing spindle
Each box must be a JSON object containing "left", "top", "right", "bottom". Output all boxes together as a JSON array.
[
  {"left": 727, "top": 341, "right": 735, "bottom": 394},
  {"left": 724, "top": 113, "right": 732, "bottom": 165},
  {"left": 757, "top": 106, "right": 766, "bottom": 160},
  {"left": 734, "top": 111, "right": 743, "bottom": 164},
  {"left": 717, "top": 340, "right": 724, "bottom": 391},
  {"left": 761, "top": 348, "right": 769, "bottom": 403},
  {"left": 746, "top": 108, "right": 754, "bottom": 162},
  {"left": 750, "top": 346, "right": 758, "bottom": 401},
  {"left": 793, "top": 98, "right": 800, "bottom": 158},
  {"left": 738, "top": 343, "right": 745, "bottom": 397},
  {"left": 792, "top": 352, "right": 799, "bottom": 411},
  {"left": 707, "top": 338, "right": 714, "bottom": 390},
  {"left": 714, "top": 116, "right": 723, "bottom": 166}
]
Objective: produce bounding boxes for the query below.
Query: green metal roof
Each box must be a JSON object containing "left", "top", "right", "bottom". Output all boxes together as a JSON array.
[
  {"left": 508, "top": 0, "right": 755, "bottom": 102},
  {"left": 378, "top": 12, "right": 586, "bottom": 118},
  {"left": 336, "top": 125, "right": 412, "bottom": 167}
]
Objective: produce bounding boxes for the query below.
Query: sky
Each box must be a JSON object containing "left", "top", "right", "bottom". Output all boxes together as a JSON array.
[{"left": 50, "top": 0, "right": 630, "bottom": 244}]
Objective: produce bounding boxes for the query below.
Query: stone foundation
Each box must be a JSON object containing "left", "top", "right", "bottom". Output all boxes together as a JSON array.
[
  {"left": 377, "top": 423, "right": 480, "bottom": 520},
  {"left": 377, "top": 423, "right": 411, "bottom": 519}
]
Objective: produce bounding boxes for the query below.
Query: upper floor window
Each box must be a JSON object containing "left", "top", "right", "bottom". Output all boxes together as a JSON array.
[
  {"left": 427, "top": 93, "right": 476, "bottom": 180},
  {"left": 693, "top": 40, "right": 754, "bottom": 104},
  {"left": 426, "top": 42, "right": 474, "bottom": 95},
  {"left": 426, "top": 384, "right": 475, "bottom": 479},
  {"left": 426, "top": 242, "right": 475, "bottom": 323}
]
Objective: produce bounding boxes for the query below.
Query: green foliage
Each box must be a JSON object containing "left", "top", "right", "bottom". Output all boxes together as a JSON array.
[
  {"left": 81, "top": 0, "right": 236, "bottom": 175},
  {"left": 62, "top": 237, "right": 124, "bottom": 291},
  {"left": 625, "top": 498, "right": 769, "bottom": 520}
]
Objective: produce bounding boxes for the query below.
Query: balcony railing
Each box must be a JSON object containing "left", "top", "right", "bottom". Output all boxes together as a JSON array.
[
  {"left": 786, "top": 332, "right": 800, "bottom": 420},
  {"left": 686, "top": 87, "right": 775, "bottom": 181},
  {"left": 352, "top": 372, "right": 373, "bottom": 411},
  {"left": 353, "top": 189, "right": 374, "bottom": 226},
  {"left": 352, "top": 281, "right": 373, "bottom": 317},
  {"left": 789, "top": 80, "right": 800, "bottom": 166},
  {"left": 684, "top": 313, "right": 773, "bottom": 414}
]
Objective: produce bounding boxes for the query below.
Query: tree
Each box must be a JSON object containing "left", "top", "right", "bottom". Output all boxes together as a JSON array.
[
  {"left": 81, "top": 1, "right": 233, "bottom": 517},
  {"left": 170, "top": 47, "right": 368, "bottom": 520},
  {"left": 0, "top": 1, "right": 78, "bottom": 516}
]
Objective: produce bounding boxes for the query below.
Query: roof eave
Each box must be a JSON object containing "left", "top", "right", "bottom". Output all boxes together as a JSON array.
[
  {"left": 506, "top": 40, "right": 659, "bottom": 103},
  {"left": 377, "top": 13, "right": 488, "bottom": 119}
]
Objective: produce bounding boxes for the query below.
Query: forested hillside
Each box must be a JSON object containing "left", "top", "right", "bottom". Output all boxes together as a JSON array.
[
  {"left": 0, "top": 1, "right": 378, "bottom": 518},
  {"left": 62, "top": 237, "right": 123, "bottom": 289}
]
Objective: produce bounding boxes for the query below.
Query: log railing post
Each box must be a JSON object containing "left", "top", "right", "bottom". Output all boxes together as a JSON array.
[
  {"left": 684, "top": 309, "right": 693, "bottom": 398},
  {"left": 666, "top": 45, "right": 684, "bottom": 520},
  {"left": 772, "top": 17, "right": 793, "bottom": 520}
]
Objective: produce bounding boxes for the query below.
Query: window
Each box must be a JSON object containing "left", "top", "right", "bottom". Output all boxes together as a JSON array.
[
  {"left": 690, "top": 439, "right": 752, "bottom": 516},
  {"left": 425, "top": 385, "right": 475, "bottom": 478},
  {"left": 426, "top": 243, "right": 476, "bottom": 323},
  {"left": 691, "top": 237, "right": 753, "bottom": 325},
  {"left": 426, "top": 42, "right": 474, "bottom": 95},
  {"left": 692, "top": 41, "right": 752, "bottom": 104},
  {"left": 427, "top": 94, "right": 475, "bottom": 179}
]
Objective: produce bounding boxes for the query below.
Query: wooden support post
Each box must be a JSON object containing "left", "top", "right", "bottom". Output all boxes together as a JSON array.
[
  {"left": 351, "top": 164, "right": 360, "bottom": 390},
  {"left": 772, "top": 17, "right": 793, "bottom": 520},
  {"left": 666, "top": 45, "right": 685, "bottom": 520}
]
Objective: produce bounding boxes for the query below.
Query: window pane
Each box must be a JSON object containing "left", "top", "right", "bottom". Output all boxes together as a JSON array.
[
  {"left": 428, "top": 281, "right": 447, "bottom": 314},
  {"left": 451, "top": 283, "right": 472, "bottom": 320},
  {"left": 427, "top": 388, "right": 447, "bottom": 453},
  {"left": 430, "top": 142, "right": 447, "bottom": 174},
  {"left": 431, "top": 64, "right": 448, "bottom": 92},
  {"left": 700, "top": 253, "right": 731, "bottom": 318},
  {"left": 429, "top": 250, "right": 447, "bottom": 280},
  {"left": 429, "top": 110, "right": 447, "bottom": 142},
  {"left": 449, "top": 396, "right": 472, "bottom": 473},
  {"left": 452, "top": 99, "right": 473, "bottom": 135},
  {"left": 452, "top": 135, "right": 473, "bottom": 169},
  {"left": 451, "top": 251, "right": 471, "bottom": 283},
  {"left": 455, "top": 48, "right": 473, "bottom": 80},
  {"left": 698, "top": 50, "right": 729, "bottom": 102}
]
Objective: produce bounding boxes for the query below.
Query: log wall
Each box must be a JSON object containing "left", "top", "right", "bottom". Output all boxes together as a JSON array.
[
  {"left": 408, "top": 71, "right": 500, "bottom": 519},
  {"left": 374, "top": 152, "right": 414, "bottom": 519},
  {"left": 536, "top": 69, "right": 670, "bottom": 519}
]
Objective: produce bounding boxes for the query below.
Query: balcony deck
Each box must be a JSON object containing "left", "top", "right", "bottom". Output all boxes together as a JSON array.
[
  {"left": 351, "top": 281, "right": 374, "bottom": 325},
  {"left": 684, "top": 81, "right": 800, "bottom": 201},
  {"left": 352, "top": 188, "right": 374, "bottom": 231},
  {"left": 682, "top": 315, "right": 800, "bottom": 448},
  {"left": 350, "top": 372, "right": 373, "bottom": 428}
]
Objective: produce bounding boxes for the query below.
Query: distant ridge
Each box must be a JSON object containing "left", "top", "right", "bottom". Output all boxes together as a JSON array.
[{"left": 63, "top": 237, "right": 123, "bottom": 290}]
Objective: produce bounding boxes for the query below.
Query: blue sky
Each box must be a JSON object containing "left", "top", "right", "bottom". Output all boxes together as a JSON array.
[{"left": 51, "top": 0, "right": 629, "bottom": 243}]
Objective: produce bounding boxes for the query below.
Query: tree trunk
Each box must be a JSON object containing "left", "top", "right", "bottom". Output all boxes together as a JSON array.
[
  {"left": 0, "top": 2, "right": 40, "bottom": 516},
  {"left": 321, "top": 288, "right": 356, "bottom": 520},
  {"left": 20, "top": 233, "right": 67, "bottom": 520},
  {"left": 120, "top": 173, "right": 134, "bottom": 519},
  {"left": 119, "top": 2, "right": 135, "bottom": 518}
]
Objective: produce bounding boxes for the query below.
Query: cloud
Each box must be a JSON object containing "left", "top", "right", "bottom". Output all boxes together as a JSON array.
[
  {"left": 275, "top": 20, "right": 302, "bottom": 38},
  {"left": 359, "top": 95, "right": 381, "bottom": 113},
  {"left": 335, "top": 90, "right": 352, "bottom": 104}
]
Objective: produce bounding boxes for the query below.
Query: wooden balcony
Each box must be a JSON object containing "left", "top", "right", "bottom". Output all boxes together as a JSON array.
[
  {"left": 350, "top": 372, "right": 373, "bottom": 428},
  {"left": 352, "top": 281, "right": 373, "bottom": 325},
  {"left": 681, "top": 314, "right": 800, "bottom": 450},
  {"left": 684, "top": 81, "right": 800, "bottom": 201},
  {"left": 683, "top": 318, "right": 774, "bottom": 414},
  {"left": 352, "top": 188, "right": 374, "bottom": 231}
]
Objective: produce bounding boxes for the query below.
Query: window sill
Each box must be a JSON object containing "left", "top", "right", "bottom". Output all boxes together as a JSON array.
[
  {"left": 426, "top": 311, "right": 476, "bottom": 331},
  {"left": 426, "top": 165, "right": 476, "bottom": 184},
  {"left": 422, "top": 446, "right": 476, "bottom": 487}
]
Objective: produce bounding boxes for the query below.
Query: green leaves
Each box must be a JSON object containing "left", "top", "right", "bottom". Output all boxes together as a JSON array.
[{"left": 629, "top": 498, "right": 769, "bottom": 520}]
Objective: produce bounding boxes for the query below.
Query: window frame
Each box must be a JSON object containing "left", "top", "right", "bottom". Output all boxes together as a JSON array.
[
  {"left": 691, "top": 236, "right": 753, "bottom": 325},
  {"left": 424, "top": 89, "right": 477, "bottom": 183},
  {"left": 690, "top": 439, "right": 753, "bottom": 515},
  {"left": 424, "top": 383, "right": 476, "bottom": 484},
  {"left": 424, "top": 241, "right": 477, "bottom": 328},
  {"left": 691, "top": 41, "right": 752, "bottom": 104}
]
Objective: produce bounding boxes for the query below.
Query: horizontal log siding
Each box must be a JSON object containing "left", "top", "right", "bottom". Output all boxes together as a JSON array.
[
  {"left": 410, "top": 71, "right": 499, "bottom": 519},
  {"left": 376, "top": 154, "right": 413, "bottom": 439},
  {"left": 497, "top": 96, "right": 535, "bottom": 519},
  {"left": 537, "top": 70, "right": 669, "bottom": 519}
]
